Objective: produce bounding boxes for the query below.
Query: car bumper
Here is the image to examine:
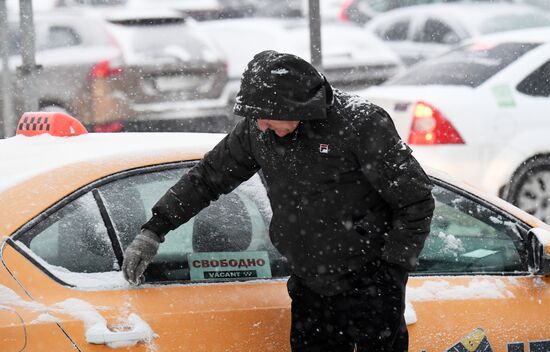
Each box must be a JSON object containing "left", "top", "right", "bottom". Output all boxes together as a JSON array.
[
  {"left": 91, "top": 81, "right": 242, "bottom": 132},
  {"left": 129, "top": 97, "right": 231, "bottom": 121}
]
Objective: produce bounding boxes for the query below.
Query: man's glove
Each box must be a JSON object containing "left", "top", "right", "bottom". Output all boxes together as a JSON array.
[{"left": 122, "top": 229, "right": 161, "bottom": 285}]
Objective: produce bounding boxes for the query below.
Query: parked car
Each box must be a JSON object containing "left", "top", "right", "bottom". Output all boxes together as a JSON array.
[
  {"left": 338, "top": 0, "right": 449, "bottom": 25},
  {"left": 336, "top": 0, "right": 531, "bottom": 25},
  {"left": 2, "top": 8, "right": 233, "bottom": 135},
  {"left": 365, "top": 3, "right": 550, "bottom": 66},
  {"left": 199, "top": 18, "right": 404, "bottom": 106},
  {"left": 0, "top": 111, "right": 549, "bottom": 351},
  {"left": 357, "top": 28, "right": 550, "bottom": 223}
]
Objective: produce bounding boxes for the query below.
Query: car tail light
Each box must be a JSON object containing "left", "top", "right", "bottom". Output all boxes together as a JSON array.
[
  {"left": 90, "top": 59, "right": 123, "bottom": 79},
  {"left": 93, "top": 121, "right": 124, "bottom": 133},
  {"left": 339, "top": 0, "right": 353, "bottom": 21},
  {"left": 408, "top": 101, "right": 464, "bottom": 145}
]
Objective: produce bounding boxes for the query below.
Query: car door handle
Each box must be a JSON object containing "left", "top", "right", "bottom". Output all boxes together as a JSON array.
[{"left": 86, "top": 314, "right": 155, "bottom": 346}]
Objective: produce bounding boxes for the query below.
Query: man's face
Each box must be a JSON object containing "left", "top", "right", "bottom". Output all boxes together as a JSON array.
[{"left": 256, "top": 119, "right": 300, "bottom": 137}]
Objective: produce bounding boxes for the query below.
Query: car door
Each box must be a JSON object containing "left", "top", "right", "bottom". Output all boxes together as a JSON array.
[
  {"left": 371, "top": 14, "right": 419, "bottom": 66},
  {"left": 1, "top": 162, "right": 290, "bottom": 351},
  {"left": 513, "top": 58, "right": 550, "bottom": 142},
  {"left": 491, "top": 56, "right": 550, "bottom": 220},
  {"left": 409, "top": 180, "right": 550, "bottom": 352}
]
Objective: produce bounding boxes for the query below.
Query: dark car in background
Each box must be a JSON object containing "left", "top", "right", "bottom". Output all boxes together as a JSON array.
[{"left": 4, "top": 7, "right": 233, "bottom": 133}]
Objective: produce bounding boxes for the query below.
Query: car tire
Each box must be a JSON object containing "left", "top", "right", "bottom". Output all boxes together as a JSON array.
[{"left": 506, "top": 156, "right": 550, "bottom": 223}]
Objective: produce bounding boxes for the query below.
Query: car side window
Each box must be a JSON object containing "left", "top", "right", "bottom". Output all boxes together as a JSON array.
[
  {"left": 42, "top": 26, "right": 81, "bottom": 50},
  {"left": 381, "top": 18, "right": 410, "bottom": 41},
  {"left": 99, "top": 166, "right": 287, "bottom": 284},
  {"left": 415, "top": 18, "right": 459, "bottom": 44},
  {"left": 516, "top": 60, "right": 550, "bottom": 97},
  {"left": 17, "top": 193, "right": 118, "bottom": 274},
  {"left": 416, "top": 184, "right": 525, "bottom": 274}
]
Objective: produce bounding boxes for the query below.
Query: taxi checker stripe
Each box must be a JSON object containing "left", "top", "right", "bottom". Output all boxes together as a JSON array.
[{"left": 18, "top": 116, "right": 51, "bottom": 131}]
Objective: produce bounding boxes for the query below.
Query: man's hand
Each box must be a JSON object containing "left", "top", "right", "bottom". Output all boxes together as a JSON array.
[{"left": 122, "top": 229, "right": 161, "bottom": 285}]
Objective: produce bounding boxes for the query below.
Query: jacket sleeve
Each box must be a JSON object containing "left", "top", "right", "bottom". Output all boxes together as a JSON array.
[
  {"left": 353, "top": 106, "right": 435, "bottom": 271},
  {"left": 142, "top": 119, "right": 260, "bottom": 239}
]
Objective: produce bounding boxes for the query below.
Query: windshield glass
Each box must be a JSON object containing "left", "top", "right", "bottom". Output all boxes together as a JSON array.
[
  {"left": 386, "top": 42, "right": 539, "bottom": 87},
  {"left": 107, "top": 19, "right": 213, "bottom": 61},
  {"left": 479, "top": 13, "right": 550, "bottom": 34}
]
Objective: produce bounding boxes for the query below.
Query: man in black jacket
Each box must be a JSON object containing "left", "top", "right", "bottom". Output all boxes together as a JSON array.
[{"left": 122, "top": 50, "right": 435, "bottom": 351}]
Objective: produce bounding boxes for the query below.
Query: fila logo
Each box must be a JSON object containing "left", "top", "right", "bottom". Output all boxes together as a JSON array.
[{"left": 319, "top": 144, "right": 329, "bottom": 154}]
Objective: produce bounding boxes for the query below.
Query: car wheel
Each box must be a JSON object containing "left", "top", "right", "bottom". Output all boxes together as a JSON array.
[{"left": 507, "top": 156, "right": 550, "bottom": 223}]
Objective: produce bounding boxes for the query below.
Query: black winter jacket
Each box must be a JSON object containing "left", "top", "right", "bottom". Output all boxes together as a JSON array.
[{"left": 143, "top": 89, "right": 435, "bottom": 295}]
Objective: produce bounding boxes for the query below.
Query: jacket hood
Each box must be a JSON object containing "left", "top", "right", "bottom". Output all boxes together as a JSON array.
[{"left": 233, "top": 50, "right": 333, "bottom": 121}]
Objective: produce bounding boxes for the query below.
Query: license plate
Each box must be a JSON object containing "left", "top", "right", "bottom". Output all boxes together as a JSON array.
[{"left": 154, "top": 76, "right": 199, "bottom": 92}]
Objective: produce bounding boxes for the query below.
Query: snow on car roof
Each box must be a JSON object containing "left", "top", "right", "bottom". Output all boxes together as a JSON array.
[
  {"left": 463, "top": 27, "right": 550, "bottom": 45},
  {"left": 370, "top": 3, "right": 550, "bottom": 35},
  {"left": 0, "top": 132, "right": 224, "bottom": 193},
  {"left": 379, "top": 2, "right": 543, "bottom": 19},
  {"left": 0, "top": 131, "right": 545, "bottom": 234}
]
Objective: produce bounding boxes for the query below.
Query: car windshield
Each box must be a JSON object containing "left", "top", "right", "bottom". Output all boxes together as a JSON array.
[
  {"left": 479, "top": 13, "right": 550, "bottom": 35},
  {"left": 107, "top": 18, "right": 215, "bottom": 62},
  {"left": 386, "top": 42, "right": 540, "bottom": 87}
]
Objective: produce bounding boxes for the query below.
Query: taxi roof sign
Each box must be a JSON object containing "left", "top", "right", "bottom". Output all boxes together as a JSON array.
[{"left": 16, "top": 112, "right": 88, "bottom": 137}]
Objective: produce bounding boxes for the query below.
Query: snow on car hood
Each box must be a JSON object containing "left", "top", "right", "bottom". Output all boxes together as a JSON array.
[{"left": 0, "top": 132, "right": 224, "bottom": 193}]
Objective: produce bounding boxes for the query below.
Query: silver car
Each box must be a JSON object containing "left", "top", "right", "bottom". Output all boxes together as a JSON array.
[
  {"left": 3, "top": 7, "right": 232, "bottom": 134},
  {"left": 365, "top": 3, "right": 550, "bottom": 66}
]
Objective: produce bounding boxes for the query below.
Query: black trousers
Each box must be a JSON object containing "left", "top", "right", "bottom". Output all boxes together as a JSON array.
[{"left": 287, "top": 264, "right": 408, "bottom": 352}]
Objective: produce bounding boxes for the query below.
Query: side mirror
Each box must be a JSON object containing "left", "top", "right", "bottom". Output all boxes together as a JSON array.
[{"left": 527, "top": 228, "right": 550, "bottom": 275}]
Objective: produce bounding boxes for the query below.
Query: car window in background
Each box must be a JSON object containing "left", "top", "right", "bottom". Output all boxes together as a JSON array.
[
  {"left": 387, "top": 42, "right": 539, "bottom": 87},
  {"left": 415, "top": 18, "right": 460, "bottom": 44},
  {"left": 17, "top": 193, "right": 118, "bottom": 274},
  {"left": 380, "top": 18, "right": 410, "bottom": 41},
  {"left": 417, "top": 184, "right": 525, "bottom": 274},
  {"left": 99, "top": 166, "right": 288, "bottom": 284},
  {"left": 43, "top": 26, "right": 82, "bottom": 50},
  {"left": 516, "top": 60, "right": 550, "bottom": 97},
  {"left": 479, "top": 13, "right": 550, "bottom": 35}
]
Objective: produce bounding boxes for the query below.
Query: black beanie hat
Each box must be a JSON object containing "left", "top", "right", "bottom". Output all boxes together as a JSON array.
[{"left": 233, "top": 50, "right": 332, "bottom": 121}]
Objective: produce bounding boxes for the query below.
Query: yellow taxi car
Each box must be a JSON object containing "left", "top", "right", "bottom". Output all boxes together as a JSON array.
[{"left": 1, "top": 112, "right": 549, "bottom": 352}]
